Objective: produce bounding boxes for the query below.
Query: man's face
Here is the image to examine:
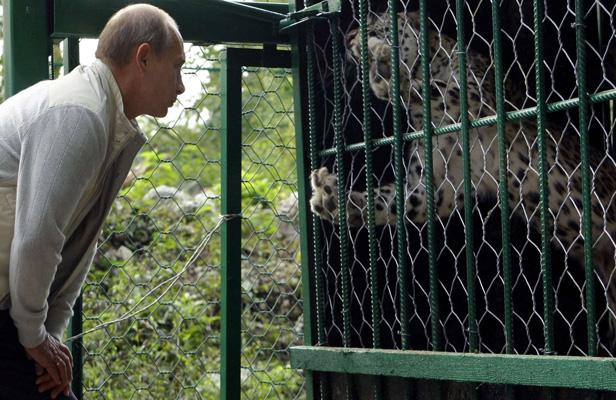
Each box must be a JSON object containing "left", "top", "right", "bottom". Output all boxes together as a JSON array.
[{"left": 145, "top": 31, "right": 186, "bottom": 117}]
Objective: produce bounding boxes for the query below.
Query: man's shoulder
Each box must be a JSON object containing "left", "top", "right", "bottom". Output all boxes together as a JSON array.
[{"left": 48, "top": 65, "right": 108, "bottom": 116}]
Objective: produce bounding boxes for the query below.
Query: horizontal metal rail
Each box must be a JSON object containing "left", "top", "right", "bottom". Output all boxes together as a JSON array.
[
  {"left": 52, "top": 0, "right": 290, "bottom": 44},
  {"left": 290, "top": 346, "right": 616, "bottom": 391},
  {"left": 318, "top": 88, "right": 616, "bottom": 156}
]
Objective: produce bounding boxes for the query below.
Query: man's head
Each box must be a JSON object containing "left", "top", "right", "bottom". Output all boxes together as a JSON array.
[{"left": 96, "top": 4, "right": 185, "bottom": 119}]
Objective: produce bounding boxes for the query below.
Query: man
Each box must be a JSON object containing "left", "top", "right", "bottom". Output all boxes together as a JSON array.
[{"left": 0, "top": 4, "right": 185, "bottom": 398}]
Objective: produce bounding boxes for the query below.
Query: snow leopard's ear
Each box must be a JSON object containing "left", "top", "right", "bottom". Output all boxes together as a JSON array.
[
  {"left": 366, "top": 11, "right": 386, "bottom": 28},
  {"left": 404, "top": 11, "right": 420, "bottom": 31}
]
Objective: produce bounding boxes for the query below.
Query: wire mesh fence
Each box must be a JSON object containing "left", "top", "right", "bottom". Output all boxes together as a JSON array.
[
  {"left": 304, "top": 0, "right": 616, "bottom": 397},
  {"left": 54, "top": 41, "right": 305, "bottom": 399}
]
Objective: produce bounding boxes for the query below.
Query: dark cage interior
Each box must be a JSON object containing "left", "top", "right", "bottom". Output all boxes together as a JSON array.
[{"left": 306, "top": 0, "right": 616, "bottom": 395}]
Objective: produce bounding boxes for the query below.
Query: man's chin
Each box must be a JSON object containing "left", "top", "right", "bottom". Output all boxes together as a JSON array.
[{"left": 148, "top": 109, "right": 169, "bottom": 118}]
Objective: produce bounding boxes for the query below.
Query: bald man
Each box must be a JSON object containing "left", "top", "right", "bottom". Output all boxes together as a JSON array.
[{"left": 0, "top": 4, "right": 185, "bottom": 398}]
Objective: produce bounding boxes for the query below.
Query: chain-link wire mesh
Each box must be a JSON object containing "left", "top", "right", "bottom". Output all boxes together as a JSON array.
[
  {"left": 308, "top": 0, "right": 616, "bottom": 369},
  {"left": 55, "top": 40, "right": 305, "bottom": 399}
]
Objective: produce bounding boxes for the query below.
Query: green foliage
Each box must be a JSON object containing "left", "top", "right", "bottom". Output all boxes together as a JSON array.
[{"left": 79, "top": 44, "right": 305, "bottom": 399}]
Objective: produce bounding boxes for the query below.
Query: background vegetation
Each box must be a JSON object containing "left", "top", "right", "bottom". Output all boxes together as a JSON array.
[{"left": 79, "top": 44, "right": 304, "bottom": 399}]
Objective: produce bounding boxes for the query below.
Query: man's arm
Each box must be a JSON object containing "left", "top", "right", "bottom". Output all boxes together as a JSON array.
[
  {"left": 46, "top": 242, "right": 96, "bottom": 340},
  {"left": 9, "top": 105, "right": 107, "bottom": 348}
]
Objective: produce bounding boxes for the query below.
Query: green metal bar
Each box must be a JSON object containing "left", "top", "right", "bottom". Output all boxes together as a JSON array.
[
  {"left": 455, "top": 0, "right": 478, "bottom": 354},
  {"left": 491, "top": 0, "right": 514, "bottom": 356},
  {"left": 330, "top": 17, "right": 351, "bottom": 350},
  {"left": 279, "top": 0, "right": 340, "bottom": 33},
  {"left": 358, "top": 0, "right": 380, "bottom": 352},
  {"left": 387, "top": 0, "right": 410, "bottom": 352},
  {"left": 575, "top": 0, "right": 598, "bottom": 357},
  {"left": 221, "top": 46, "right": 294, "bottom": 399},
  {"left": 220, "top": 49, "right": 242, "bottom": 400},
  {"left": 63, "top": 38, "right": 83, "bottom": 400},
  {"left": 202, "top": 0, "right": 286, "bottom": 20},
  {"left": 317, "top": 88, "right": 616, "bottom": 156},
  {"left": 52, "top": 0, "right": 290, "bottom": 44},
  {"left": 359, "top": 0, "right": 383, "bottom": 397},
  {"left": 290, "top": 3, "right": 318, "bottom": 396},
  {"left": 290, "top": 346, "right": 616, "bottom": 391},
  {"left": 304, "top": 27, "right": 329, "bottom": 400},
  {"left": 330, "top": 16, "right": 354, "bottom": 400},
  {"left": 417, "top": 0, "right": 440, "bottom": 352},
  {"left": 68, "top": 296, "right": 83, "bottom": 400},
  {"left": 218, "top": 47, "right": 292, "bottom": 68},
  {"left": 286, "top": 0, "right": 340, "bottom": 20},
  {"left": 3, "top": 0, "right": 51, "bottom": 97},
  {"left": 305, "top": 32, "right": 324, "bottom": 343},
  {"left": 532, "top": 0, "right": 555, "bottom": 358}
]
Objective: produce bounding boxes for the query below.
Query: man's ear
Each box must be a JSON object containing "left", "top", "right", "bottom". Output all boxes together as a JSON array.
[{"left": 135, "top": 43, "right": 152, "bottom": 73}]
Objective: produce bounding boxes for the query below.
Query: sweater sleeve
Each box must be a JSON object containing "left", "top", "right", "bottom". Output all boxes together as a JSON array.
[
  {"left": 9, "top": 105, "right": 106, "bottom": 348},
  {"left": 45, "top": 241, "right": 96, "bottom": 341}
]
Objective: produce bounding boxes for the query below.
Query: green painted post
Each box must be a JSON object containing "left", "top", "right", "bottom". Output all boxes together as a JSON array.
[
  {"left": 490, "top": 1, "right": 515, "bottom": 398},
  {"left": 417, "top": 0, "right": 440, "bottom": 353},
  {"left": 358, "top": 0, "right": 383, "bottom": 397},
  {"left": 304, "top": 26, "right": 330, "bottom": 400},
  {"left": 220, "top": 49, "right": 242, "bottom": 400},
  {"left": 575, "top": 0, "right": 598, "bottom": 358},
  {"left": 489, "top": 0, "right": 514, "bottom": 355},
  {"left": 531, "top": 0, "right": 555, "bottom": 359},
  {"left": 454, "top": 0, "right": 478, "bottom": 357},
  {"left": 330, "top": 18, "right": 351, "bottom": 349},
  {"left": 64, "top": 38, "right": 83, "bottom": 400},
  {"left": 4, "top": 0, "right": 51, "bottom": 97},
  {"left": 330, "top": 16, "right": 354, "bottom": 400},
  {"left": 386, "top": 0, "right": 411, "bottom": 353},
  {"left": 358, "top": 0, "right": 380, "bottom": 354},
  {"left": 289, "top": 1, "right": 317, "bottom": 398}
]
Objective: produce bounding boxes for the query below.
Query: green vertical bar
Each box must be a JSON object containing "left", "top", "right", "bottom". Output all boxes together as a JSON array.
[
  {"left": 387, "top": 0, "right": 411, "bottom": 352},
  {"left": 359, "top": 1, "right": 383, "bottom": 398},
  {"left": 490, "top": 2, "right": 515, "bottom": 398},
  {"left": 305, "top": 39, "right": 325, "bottom": 347},
  {"left": 330, "top": 17, "right": 351, "bottom": 349},
  {"left": 305, "top": 27, "right": 330, "bottom": 400},
  {"left": 289, "top": 1, "right": 317, "bottom": 397},
  {"left": 574, "top": 0, "right": 598, "bottom": 357},
  {"left": 531, "top": 0, "right": 555, "bottom": 357},
  {"left": 358, "top": 0, "right": 380, "bottom": 352},
  {"left": 3, "top": 0, "right": 51, "bottom": 97},
  {"left": 417, "top": 0, "right": 440, "bottom": 352},
  {"left": 490, "top": 0, "right": 514, "bottom": 355},
  {"left": 220, "top": 49, "right": 242, "bottom": 400},
  {"left": 330, "top": 16, "right": 353, "bottom": 400},
  {"left": 455, "top": 0, "right": 478, "bottom": 354},
  {"left": 68, "top": 297, "right": 83, "bottom": 400},
  {"left": 64, "top": 38, "right": 83, "bottom": 400}
]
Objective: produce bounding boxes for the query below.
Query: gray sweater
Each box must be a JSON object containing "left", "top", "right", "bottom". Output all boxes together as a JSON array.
[{"left": 0, "top": 60, "right": 145, "bottom": 347}]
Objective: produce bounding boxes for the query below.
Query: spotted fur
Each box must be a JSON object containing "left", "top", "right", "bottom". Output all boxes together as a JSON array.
[{"left": 310, "top": 12, "right": 616, "bottom": 344}]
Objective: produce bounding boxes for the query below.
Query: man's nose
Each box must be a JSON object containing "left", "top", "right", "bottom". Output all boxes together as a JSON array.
[{"left": 177, "top": 75, "right": 185, "bottom": 95}]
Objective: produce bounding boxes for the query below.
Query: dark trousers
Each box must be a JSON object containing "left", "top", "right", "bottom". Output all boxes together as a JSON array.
[{"left": 0, "top": 310, "right": 77, "bottom": 400}]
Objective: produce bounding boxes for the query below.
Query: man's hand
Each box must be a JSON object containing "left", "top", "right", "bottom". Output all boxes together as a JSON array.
[
  {"left": 25, "top": 333, "right": 73, "bottom": 394},
  {"left": 34, "top": 362, "right": 71, "bottom": 398}
]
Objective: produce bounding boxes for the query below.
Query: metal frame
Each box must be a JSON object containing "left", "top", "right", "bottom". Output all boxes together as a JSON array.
[
  {"left": 288, "top": 0, "right": 616, "bottom": 397},
  {"left": 52, "top": 0, "right": 289, "bottom": 43},
  {"left": 291, "top": 346, "right": 616, "bottom": 391},
  {"left": 3, "top": 0, "right": 51, "bottom": 97},
  {"left": 220, "top": 47, "right": 293, "bottom": 400},
  {"left": 3, "top": 0, "right": 292, "bottom": 97}
]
